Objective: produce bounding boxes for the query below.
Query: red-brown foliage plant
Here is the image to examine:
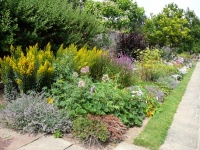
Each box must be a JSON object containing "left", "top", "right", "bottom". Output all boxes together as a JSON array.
[{"left": 88, "top": 114, "right": 127, "bottom": 142}]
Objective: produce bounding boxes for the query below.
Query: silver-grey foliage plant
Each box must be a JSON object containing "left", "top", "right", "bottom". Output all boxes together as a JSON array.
[{"left": 2, "top": 91, "right": 72, "bottom": 134}]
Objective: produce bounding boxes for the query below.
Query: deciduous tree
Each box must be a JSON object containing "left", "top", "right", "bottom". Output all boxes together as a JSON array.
[
  {"left": 85, "top": 0, "right": 146, "bottom": 33},
  {"left": 143, "top": 3, "right": 190, "bottom": 48}
]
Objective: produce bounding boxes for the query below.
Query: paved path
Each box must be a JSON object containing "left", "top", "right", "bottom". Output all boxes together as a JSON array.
[
  {"left": 1, "top": 62, "right": 200, "bottom": 150},
  {"left": 160, "top": 62, "right": 200, "bottom": 150},
  {"left": 0, "top": 126, "right": 147, "bottom": 150}
]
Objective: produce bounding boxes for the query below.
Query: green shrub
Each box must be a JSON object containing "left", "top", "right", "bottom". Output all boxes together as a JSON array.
[
  {"left": 47, "top": 72, "right": 147, "bottom": 127},
  {"left": 88, "top": 114, "right": 127, "bottom": 142},
  {"left": 1, "top": 91, "right": 72, "bottom": 134},
  {"left": 53, "top": 130, "right": 63, "bottom": 138},
  {"left": 4, "top": 0, "right": 105, "bottom": 51},
  {"left": 55, "top": 44, "right": 107, "bottom": 80},
  {"left": 137, "top": 48, "right": 178, "bottom": 81},
  {"left": 90, "top": 53, "right": 111, "bottom": 81},
  {"left": 73, "top": 116, "right": 109, "bottom": 146},
  {"left": 126, "top": 85, "right": 162, "bottom": 118},
  {"left": 0, "top": 0, "right": 17, "bottom": 52}
]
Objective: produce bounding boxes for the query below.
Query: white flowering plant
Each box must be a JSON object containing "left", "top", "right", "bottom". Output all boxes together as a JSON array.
[{"left": 46, "top": 73, "right": 154, "bottom": 127}]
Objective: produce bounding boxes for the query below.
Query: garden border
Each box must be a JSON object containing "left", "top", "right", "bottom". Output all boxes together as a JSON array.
[{"left": 133, "top": 61, "right": 197, "bottom": 150}]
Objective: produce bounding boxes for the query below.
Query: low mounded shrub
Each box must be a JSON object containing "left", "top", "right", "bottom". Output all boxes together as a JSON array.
[
  {"left": 72, "top": 116, "right": 109, "bottom": 148},
  {"left": 156, "top": 76, "right": 179, "bottom": 89},
  {"left": 1, "top": 91, "right": 72, "bottom": 134},
  {"left": 88, "top": 114, "right": 127, "bottom": 142},
  {"left": 72, "top": 114, "right": 127, "bottom": 148}
]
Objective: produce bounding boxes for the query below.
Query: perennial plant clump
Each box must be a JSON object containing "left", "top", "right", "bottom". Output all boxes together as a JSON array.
[
  {"left": 2, "top": 91, "right": 72, "bottom": 134},
  {"left": 104, "top": 54, "right": 135, "bottom": 88},
  {"left": 88, "top": 114, "right": 127, "bottom": 142},
  {"left": 156, "top": 76, "right": 179, "bottom": 89},
  {"left": 137, "top": 48, "right": 178, "bottom": 82},
  {"left": 0, "top": 43, "right": 55, "bottom": 97},
  {"left": 47, "top": 72, "right": 148, "bottom": 127},
  {"left": 72, "top": 116, "right": 109, "bottom": 147}
]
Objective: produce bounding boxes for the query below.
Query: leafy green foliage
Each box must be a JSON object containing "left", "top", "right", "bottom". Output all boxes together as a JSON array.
[
  {"left": 1, "top": 92, "right": 72, "bottom": 134},
  {"left": 179, "top": 8, "right": 200, "bottom": 54},
  {"left": 46, "top": 72, "right": 147, "bottom": 127},
  {"left": 85, "top": 0, "right": 146, "bottom": 32},
  {"left": 137, "top": 48, "right": 178, "bottom": 81},
  {"left": 0, "top": 0, "right": 17, "bottom": 52},
  {"left": 72, "top": 116, "right": 109, "bottom": 146},
  {"left": 53, "top": 130, "right": 63, "bottom": 138},
  {"left": 143, "top": 3, "right": 190, "bottom": 48},
  {"left": 126, "top": 86, "right": 162, "bottom": 118},
  {"left": 3, "top": 0, "right": 104, "bottom": 51}
]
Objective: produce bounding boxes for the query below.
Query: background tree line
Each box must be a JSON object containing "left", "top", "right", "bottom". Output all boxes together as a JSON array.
[{"left": 0, "top": 0, "right": 200, "bottom": 57}]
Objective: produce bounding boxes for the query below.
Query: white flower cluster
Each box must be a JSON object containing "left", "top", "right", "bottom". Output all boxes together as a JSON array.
[
  {"left": 73, "top": 72, "right": 79, "bottom": 78},
  {"left": 171, "top": 74, "right": 182, "bottom": 80},
  {"left": 131, "top": 88, "right": 143, "bottom": 98},
  {"left": 178, "top": 66, "right": 188, "bottom": 75},
  {"left": 102, "top": 74, "right": 110, "bottom": 82},
  {"left": 78, "top": 80, "right": 86, "bottom": 88},
  {"left": 80, "top": 66, "right": 90, "bottom": 74}
]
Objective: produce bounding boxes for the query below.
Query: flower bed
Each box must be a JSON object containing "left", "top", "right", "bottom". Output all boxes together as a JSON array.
[{"left": 0, "top": 43, "right": 194, "bottom": 148}]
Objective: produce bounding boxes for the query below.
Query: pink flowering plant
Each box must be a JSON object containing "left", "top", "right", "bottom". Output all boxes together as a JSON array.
[
  {"left": 103, "top": 54, "right": 135, "bottom": 88},
  {"left": 80, "top": 66, "right": 90, "bottom": 76}
]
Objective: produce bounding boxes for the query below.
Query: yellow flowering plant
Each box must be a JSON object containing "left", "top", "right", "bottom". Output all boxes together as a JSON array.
[
  {"left": 0, "top": 43, "right": 55, "bottom": 95},
  {"left": 55, "top": 44, "right": 106, "bottom": 80},
  {"left": 137, "top": 48, "right": 177, "bottom": 81}
]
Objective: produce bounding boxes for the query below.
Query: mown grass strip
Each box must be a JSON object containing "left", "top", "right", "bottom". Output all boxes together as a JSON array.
[{"left": 133, "top": 62, "right": 197, "bottom": 150}]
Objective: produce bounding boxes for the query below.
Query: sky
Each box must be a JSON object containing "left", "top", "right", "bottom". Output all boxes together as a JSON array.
[
  {"left": 95, "top": 0, "right": 200, "bottom": 18},
  {"left": 134, "top": 0, "right": 200, "bottom": 18}
]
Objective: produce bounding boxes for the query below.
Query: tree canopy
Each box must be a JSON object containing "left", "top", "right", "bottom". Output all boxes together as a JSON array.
[
  {"left": 85, "top": 0, "right": 146, "bottom": 32},
  {"left": 180, "top": 8, "right": 200, "bottom": 53},
  {"left": 143, "top": 3, "right": 190, "bottom": 48}
]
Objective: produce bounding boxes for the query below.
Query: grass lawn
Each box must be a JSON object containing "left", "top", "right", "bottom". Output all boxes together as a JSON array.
[{"left": 133, "top": 62, "right": 197, "bottom": 150}]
